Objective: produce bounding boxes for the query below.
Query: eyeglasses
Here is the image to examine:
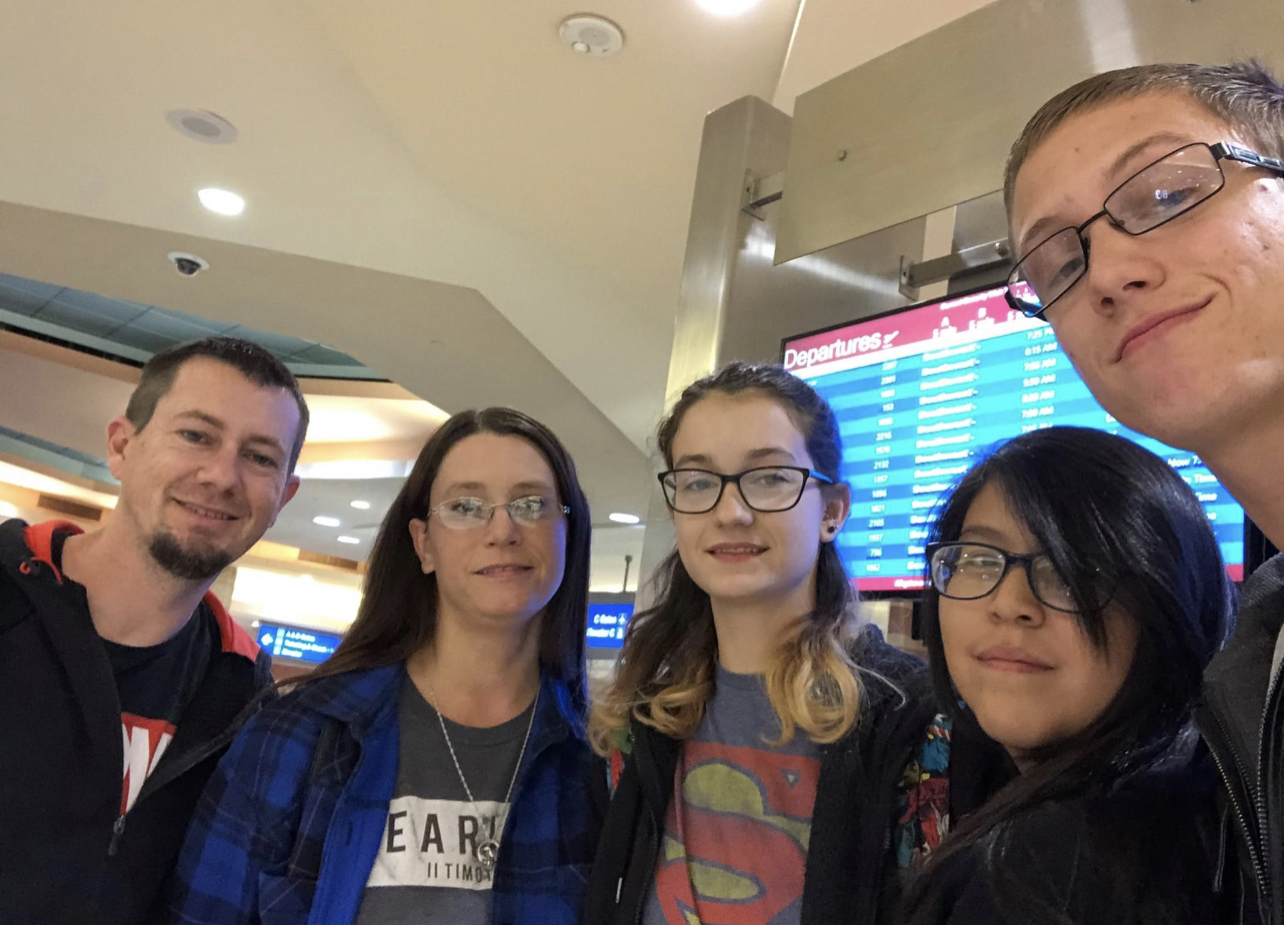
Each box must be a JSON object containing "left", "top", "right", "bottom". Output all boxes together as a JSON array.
[
  {"left": 427, "top": 495, "right": 569, "bottom": 530},
  {"left": 927, "top": 541, "right": 1112, "bottom": 613},
  {"left": 1006, "top": 141, "right": 1284, "bottom": 319},
  {"left": 658, "top": 466, "right": 835, "bottom": 515}
]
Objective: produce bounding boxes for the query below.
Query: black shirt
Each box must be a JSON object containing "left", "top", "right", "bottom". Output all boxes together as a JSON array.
[{"left": 51, "top": 532, "right": 213, "bottom": 813}]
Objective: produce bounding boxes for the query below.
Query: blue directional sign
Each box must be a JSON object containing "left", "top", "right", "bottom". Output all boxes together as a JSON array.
[
  {"left": 586, "top": 603, "right": 634, "bottom": 649},
  {"left": 256, "top": 622, "right": 343, "bottom": 664}
]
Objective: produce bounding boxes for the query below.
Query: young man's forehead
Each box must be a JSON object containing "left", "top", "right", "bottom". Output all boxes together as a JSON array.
[{"left": 1010, "top": 93, "right": 1231, "bottom": 241}]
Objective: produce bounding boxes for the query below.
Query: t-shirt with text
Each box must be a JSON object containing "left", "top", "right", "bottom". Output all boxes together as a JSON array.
[
  {"left": 642, "top": 666, "right": 821, "bottom": 925},
  {"left": 354, "top": 672, "right": 535, "bottom": 925},
  {"left": 51, "top": 532, "right": 212, "bottom": 814}
]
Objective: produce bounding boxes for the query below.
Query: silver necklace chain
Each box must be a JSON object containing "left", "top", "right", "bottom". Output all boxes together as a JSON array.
[{"left": 422, "top": 677, "right": 538, "bottom": 870}]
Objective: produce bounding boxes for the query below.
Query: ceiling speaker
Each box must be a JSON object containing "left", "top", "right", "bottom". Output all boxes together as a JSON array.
[{"left": 559, "top": 15, "right": 624, "bottom": 57}]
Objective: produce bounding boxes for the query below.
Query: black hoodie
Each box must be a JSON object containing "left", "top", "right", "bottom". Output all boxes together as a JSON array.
[
  {"left": 1197, "top": 552, "right": 1284, "bottom": 924},
  {"left": 0, "top": 519, "right": 273, "bottom": 925}
]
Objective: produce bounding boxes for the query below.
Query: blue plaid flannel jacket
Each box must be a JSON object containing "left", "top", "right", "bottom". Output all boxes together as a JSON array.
[{"left": 167, "top": 664, "right": 605, "bottom": 925}]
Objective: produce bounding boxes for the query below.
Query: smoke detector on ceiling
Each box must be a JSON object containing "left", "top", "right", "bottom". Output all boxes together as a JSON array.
[
  {"left": 165, "top": 109, "right": 239, "bottom": 145},
  {"left": 559, "top": 15, "right": 624, "bottom": 56}
]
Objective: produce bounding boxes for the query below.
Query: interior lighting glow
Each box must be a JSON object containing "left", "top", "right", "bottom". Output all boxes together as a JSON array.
[
  {"left": 608, "top": 512, "right": 641, "bottom": 525},
  {"left": 695, "top": 0, "right": 764, "bottom": 15},
  {"left": 198, "top": 187, "right": 246, "bottom": 216},
  {"left": 350, "top": 500, "right": 371, "bottom": 510},
  {"left": 313, "top": 515, "right": 341, "bottom": 528},
  {"left": 337, "top": 536, "right": 360, "bottom": 545}
]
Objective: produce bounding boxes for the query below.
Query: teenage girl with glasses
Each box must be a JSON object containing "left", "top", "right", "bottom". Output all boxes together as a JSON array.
[
  {"left": 584, "top": 361, "right": 926, "bottom": 925},
  {"left": 169, "top": 408, "right": 604, "bottom": 925},
  {"left": 897, "top": 425, "right": 1234, "bottom": 925}
]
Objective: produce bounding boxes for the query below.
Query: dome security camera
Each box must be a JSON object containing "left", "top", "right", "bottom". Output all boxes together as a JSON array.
[{"left": 167, "top": 252, "right": 210, "bottom": 277}]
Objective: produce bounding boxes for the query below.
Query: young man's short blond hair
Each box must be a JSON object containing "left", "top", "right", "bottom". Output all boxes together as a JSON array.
[{"left": 1004, "top": 60, "right": 1284, "bottom": 219}]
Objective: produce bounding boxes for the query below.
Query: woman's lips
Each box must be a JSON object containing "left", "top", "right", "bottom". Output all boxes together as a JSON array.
[
  {"left": 975, "top": 645, "right": 1053, "bottom": 674},
  {"left": 707, "top": 543, "right": 767, "bottom": 562},
  {"left": 475, "top": 564, "right": 532, "bottom": 578}
]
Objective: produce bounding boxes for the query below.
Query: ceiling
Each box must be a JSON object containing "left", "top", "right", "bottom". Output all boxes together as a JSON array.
[
  {"left": 0, "top": 0, "right": 994, "bottom": 584},
  {"left": 0, "top": 271, "right": 374, "bottom": 374},
  {"left": 0, "top": 329, "right": 648, "bottom": 587}
]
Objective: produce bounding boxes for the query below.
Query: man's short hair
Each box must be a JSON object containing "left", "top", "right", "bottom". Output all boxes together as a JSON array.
[
  {"left": 125, "top": 337, "right": 310, "bottom": 471},
  {"left": 1005, "top": 60, "right": 1284, "bottom": 217}
]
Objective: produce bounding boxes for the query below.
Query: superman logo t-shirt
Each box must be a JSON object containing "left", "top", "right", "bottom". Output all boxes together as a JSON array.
[{"left": 642, "top": 667, "right": 821, "bottom": 925}]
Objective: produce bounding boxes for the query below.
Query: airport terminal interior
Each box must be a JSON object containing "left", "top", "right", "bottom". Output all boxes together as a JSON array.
[
  {"left": 15, "top": 4, "right": 1284, "bottom": 924},
  {"left": 1, "top": 0, "right": 1278, "bottom": 682}
]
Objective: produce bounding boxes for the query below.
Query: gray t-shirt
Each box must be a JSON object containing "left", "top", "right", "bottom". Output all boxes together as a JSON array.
[
  {"left": 354, "top": 672, "right": 535, "bottom": 925},
  {"left": 641, "top": 665, "right": 822, "bottom": 925}
]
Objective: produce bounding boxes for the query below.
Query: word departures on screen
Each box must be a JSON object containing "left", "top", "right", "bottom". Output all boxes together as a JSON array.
[{"left": 783, "top": 285, "right": 1244, "bottom": 592}]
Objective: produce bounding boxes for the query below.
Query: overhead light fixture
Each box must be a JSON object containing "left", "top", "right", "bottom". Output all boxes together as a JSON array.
[
  {"left": 313, "top": 515, "right": 341, "bottom": 528},
  {"left": 165, "top": 109, "right": 239, "bottom": 145},
  {"left": 198, "top": 187, "right": 246, "bottom": 216},
  {"left": 350, "top": 500, "right": 371, "bottom": 510},
  {"left": 695, "top": 0, "right": 764, "bottom": 14},
  {"left": 295, "top": 459, "right": 414, "bottom": 481},
  {"left": 609, "top": 512, "right": 641, "bottom": 525},
  {"left": 337, "top": 536, "right": 360, "bottom": 545}
]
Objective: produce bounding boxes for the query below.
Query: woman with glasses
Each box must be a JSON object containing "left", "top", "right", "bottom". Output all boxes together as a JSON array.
[
  {"left": 896, "top": 425, "right": 1234, "bottom": 925},
  {"left": 583, "top": 361, "right": 925, "bottom": 925},
  {"left": 168, "top": 408, "right": 604, "bottom": 925}
]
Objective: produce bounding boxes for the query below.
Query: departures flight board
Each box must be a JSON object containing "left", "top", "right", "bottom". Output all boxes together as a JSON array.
[{"left": 783, "top": 285, "right": 1244, "bottom": 592}]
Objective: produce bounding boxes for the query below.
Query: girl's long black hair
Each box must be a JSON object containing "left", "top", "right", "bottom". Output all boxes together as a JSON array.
[{"left": 901, "top": 426, "right": 1234, "bottom": 925}]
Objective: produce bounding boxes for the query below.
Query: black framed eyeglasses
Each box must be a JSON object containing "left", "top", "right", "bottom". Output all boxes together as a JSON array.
[
  {"left": 927, "top": 541, "right": 1112, "bottom": 613},
  {"left": 658, "top": 466, "right": 835, "bottom": 514},
  {"left": 1006, "top": 141, "right": 1284, "bottom": 319}
]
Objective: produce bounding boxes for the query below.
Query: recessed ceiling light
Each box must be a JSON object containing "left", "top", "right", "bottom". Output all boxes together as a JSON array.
[
  {"left": 609, "top": 512, "right": 641, "bottom": 525},
  {"left": 313, "top": 515, "right": 341, "bottom": 528},
  {"left": 350, "top": 500, "right": 371, "bottom": 510},
  {"left": 695, "top": 0, "right": 763, "bottom": 14},
  {"left": 337, "top": 536, "right": 360, "bottom": 545},
  {"left": 165, "top": 109, "right": 239, "bottom": 145},
  {"left": 198, "top": 187, "right": 245, "bottom": 216}
]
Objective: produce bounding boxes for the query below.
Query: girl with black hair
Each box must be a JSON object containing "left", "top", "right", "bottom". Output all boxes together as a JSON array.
[{"left": 898, "top": 425, "right": 1234, "bottom": 925}]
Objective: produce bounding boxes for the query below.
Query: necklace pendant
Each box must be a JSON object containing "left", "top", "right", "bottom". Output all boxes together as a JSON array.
[{"left": 476, "top": 838, "right": 500, "bottom": 870}]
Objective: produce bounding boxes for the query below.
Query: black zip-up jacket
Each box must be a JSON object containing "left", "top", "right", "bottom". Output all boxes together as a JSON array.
[
  {"left": 584, "top": 625, "right": 1008, "bottom": 925},
  {"left": 903, "top": 754, "right": 1220, "bottom": 925},
  {"left": 0, "top": 519, "right": 273, "bottom": 925},
  {"left": 1197, "top": 552, "right": 1284, "bottom": 925}
]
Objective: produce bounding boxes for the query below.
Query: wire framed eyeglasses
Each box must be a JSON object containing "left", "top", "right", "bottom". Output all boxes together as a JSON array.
[
  {"left": 427, "top": 495, "right": 569, "bottom": 530},
  {"left": 1006, "top": 141, "right": 1284, "bottom": 319}
]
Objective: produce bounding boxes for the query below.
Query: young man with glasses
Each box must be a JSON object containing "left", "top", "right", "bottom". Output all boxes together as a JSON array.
[{"left": 1003, "top": 61, "right": 1284, "bottom": 923}]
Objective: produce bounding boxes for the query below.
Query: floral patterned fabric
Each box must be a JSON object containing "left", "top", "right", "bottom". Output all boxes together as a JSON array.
[{"left": 894, "top": 713, "right": 953, "bottom": 868}]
